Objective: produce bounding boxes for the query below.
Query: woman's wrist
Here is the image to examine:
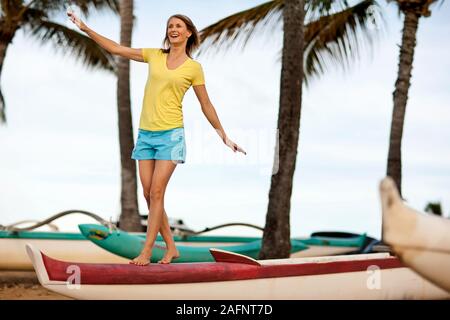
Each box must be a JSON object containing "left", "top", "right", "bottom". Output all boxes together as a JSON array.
[
  {"left": 214, "top": 128, "right": 227, "bottom": 143},
  {"left": 220, "top": 131, "right": 227, "bottom": 143}
]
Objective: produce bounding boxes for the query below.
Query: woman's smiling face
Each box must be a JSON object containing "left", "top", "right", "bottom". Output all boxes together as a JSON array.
[{"left": 167, "top": 17, "right": 192, "bottom": 45}]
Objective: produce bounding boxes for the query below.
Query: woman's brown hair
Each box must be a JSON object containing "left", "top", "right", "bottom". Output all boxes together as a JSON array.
[{"left": 162, "top": 14, "right": 200, "bottom": 58}]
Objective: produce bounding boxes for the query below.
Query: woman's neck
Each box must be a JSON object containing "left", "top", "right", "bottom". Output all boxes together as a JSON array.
[{"left": 168, "top": 45, "right": 187, "bottom": 58}]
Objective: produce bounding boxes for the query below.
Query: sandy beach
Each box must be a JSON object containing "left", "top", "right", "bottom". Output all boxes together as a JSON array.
[{"left": 0, "top": 271, "right": 71, "bottom": 300}]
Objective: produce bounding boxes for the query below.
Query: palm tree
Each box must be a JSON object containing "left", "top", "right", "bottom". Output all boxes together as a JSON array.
[
  {"left": 424, "top": 201, "right": 442, "bottom": 216},
  {"left": 117, "top": 0, "right": 141, "bottom": 231},
  {"left": 257, "top": 0, "right": 305, "bottom": 258},
  {"left": 1, "top": 0, "right": 141, "bottom": 231},
  {"left": 198, "top": 0, "right": 382, "bottom": 258},
  {"left": 0, "top": 0, "right": 119, "bottom": 123},
  {"left": 386, "top": 0, "right": 443, "bottom": 197}
]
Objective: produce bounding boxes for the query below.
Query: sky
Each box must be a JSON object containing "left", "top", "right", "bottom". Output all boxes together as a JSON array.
[{"left": 0, "top": 0, "right": 449, "bottom": 239}]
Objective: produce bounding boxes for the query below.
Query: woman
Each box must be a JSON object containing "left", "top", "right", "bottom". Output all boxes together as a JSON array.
[{"left": 68, "top": 12, "right": 246, "bottom": 266}]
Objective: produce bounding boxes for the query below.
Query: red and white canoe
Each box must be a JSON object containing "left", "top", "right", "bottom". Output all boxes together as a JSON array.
[
  {"left": 26, "top": 244, "right": 449, "bottom": 300},
  {"left": 380, "top": 177, "right": 450, "bottom": 293}
]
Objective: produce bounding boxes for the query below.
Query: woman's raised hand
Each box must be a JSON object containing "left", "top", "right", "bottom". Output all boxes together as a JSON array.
[{"left": 67, "top": 9, "right": 87, "bottom": 32}]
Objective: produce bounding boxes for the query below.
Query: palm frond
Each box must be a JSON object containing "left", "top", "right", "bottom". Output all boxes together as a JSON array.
[
  {"left": 303, "top": 0, "right": 384, "bottom": 85},
  {"left": 305, "top": 0, "right": 350, "bottom": 20},
  {"left": 198, "top": 0, "right": 383, "bottom": 86},
  {"left": 197, "top": 0, "right": 283, "bottom": 56},
  {"left": 21, "top": 6, "right": 48, "bottom": 23},
  {"left": 25, "top": 18, "right": 117, "bottom": 73},
  {"left": 31, "top": 0, "right": 119, "bottom": 16},
  {"left": 197, "top": 0, "right": 351, "bottom": 54},
  {"left": 71, "top": 0, "right": 120, "bottom": 14},
  {"left": 387, "top": 0, "right": 443, "bottom": 17},
  {"left": 0, "top": 84, "right": 6, "bottom": 123}
]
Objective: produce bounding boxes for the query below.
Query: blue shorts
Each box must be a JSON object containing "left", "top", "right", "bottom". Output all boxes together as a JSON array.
[{"left": 131, "top": 127, "right": 186, "bottom": 164}]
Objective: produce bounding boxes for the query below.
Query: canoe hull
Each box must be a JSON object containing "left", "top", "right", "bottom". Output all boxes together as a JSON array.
[
  {"left": 396, "top": 249, "right": 450, "bottom": 293},
  {"left": 290, "top": 245, "right": 357, "bottom": 258},
  {"left": 41, "top": 267, "right": 448, "bottom": 300},
  {"left": 0, "top": 238, "right": 129, "bottom": 270},
  {"left": 380, "top": 177, "right": 450, "bottom": 293},
  {"left": 26, "top": 244, "right": 449, "bottom": 300}
]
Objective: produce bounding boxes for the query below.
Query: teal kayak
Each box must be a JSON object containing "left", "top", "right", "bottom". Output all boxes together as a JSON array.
[
  {"left": 78, "top": 224, "right": 309, "bottom": 263},
  {"left": 0, "top": 230, "right": 86, "bottom": 240},
  {"left": 300, "top": 234, "right": 367, "bottom": 248},
  {"left": 0, "top": 227, "right": 366, "bottom": 249}
]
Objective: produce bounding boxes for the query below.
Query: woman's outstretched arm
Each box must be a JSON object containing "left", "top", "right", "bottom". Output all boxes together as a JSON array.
[
  {"left": 193, "top": 85, "right": 246, "bottom": 155},
  {"left": 67, "top": 11, "right": 144, "bottom": 62}
]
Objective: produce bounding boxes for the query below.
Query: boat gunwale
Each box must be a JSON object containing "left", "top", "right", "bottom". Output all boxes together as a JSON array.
[{"left": 40, "top": 251, "right": 404, "bottom": 285}]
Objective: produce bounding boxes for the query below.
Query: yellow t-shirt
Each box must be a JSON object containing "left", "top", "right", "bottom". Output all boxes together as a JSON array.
[{"left": 139, "top": 48, "right": 205, "bottom": 131}]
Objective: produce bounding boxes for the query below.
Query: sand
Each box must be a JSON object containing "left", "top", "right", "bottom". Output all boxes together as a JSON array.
[{"left": 0, "top": 271, "right": 72, "bottom": 300}]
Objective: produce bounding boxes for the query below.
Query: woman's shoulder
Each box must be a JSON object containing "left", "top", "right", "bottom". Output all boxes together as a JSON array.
[
  {"left": 143, "top": 48, "right": 164, "bottom": 55},
  {"left": 189, "top": 58, "right": 203, "bottom": 69},
  {"left": 141, "top": 48, "right": 164, "bottom": 63}
]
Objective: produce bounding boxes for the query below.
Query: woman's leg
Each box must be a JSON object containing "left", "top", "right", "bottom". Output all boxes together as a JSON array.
[
  {"left": 131, "top": 159, "right": 179, "bottom": 265},
  {"left": 136, "top": 160, "right": 179, "bottom": 263}
]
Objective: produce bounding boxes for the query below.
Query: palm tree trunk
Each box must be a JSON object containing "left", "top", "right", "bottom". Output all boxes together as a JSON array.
[
  {"left": 0, "top": 39, "right": 9, "bottom": 123},
  {"left": 259, "top": 0, "right": 305, "bottom": 259},
  {"left": 117, "top": 0, "right": 141, "bottom": 231},
  {"left": 387, "top": 10, "right": 420, "bottom": 198},
  {"left": 0, "top": 23, "right": 15, "bottom": 124}
]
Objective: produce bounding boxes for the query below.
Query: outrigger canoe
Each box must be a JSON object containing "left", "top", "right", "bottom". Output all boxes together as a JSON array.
[
  {"left": 293, "top": 232, "right": 369, "bottom": 257},
  {"left": 380, "top": 177, "right": 450, "bottom": 293},
  {"left": 0, "top": 210, "right": 135, "bottom": 270},
  {"left": 25, "top": 244, "right": 449, "bottom": 300},
  {"left": 0, "top": 227, "right": 258, "bottom": 270},
  {"left": 0, "top": 230, "right": 130, "bottom": 270},
  {"left": 78, "top": 224, "right": 368, "bottom": 262},
  {"left": 0, "top": 225, "right": 367, "bottom": 270},
  {"left": 78, "top": 224, "right": 308, "bottom": 262}
]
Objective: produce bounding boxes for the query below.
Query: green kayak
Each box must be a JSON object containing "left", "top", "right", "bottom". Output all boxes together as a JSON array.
[
  {"left": 77, "top": 224, "right": 367, "bottom": 247},
  {"left": 0, "top": 227, "right": 366, "bottom": 249},
  {"left": 299, "top": 234, "right": 367, "bottom": 248},
  {"left": 78, "top": 224, "right": 309, "bottom": 263}
]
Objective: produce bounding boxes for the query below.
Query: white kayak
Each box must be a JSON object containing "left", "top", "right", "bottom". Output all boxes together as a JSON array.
[
  {"left": 0, "top": 234, "right": 130, "bottom": 270},
  {"left": 26, "top": 244, "right": 449, "bottom": 300},
  {"left": 380, "top": 176, "right": 450, "bottom": 293}
]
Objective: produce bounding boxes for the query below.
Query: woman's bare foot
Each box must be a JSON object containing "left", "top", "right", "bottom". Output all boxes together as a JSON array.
[
  {"left": 130, "top": 249, "right": 152, "bottom": 266},
  {"left": 158, "top": 248, "right": 180, "bottom": 264}
]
